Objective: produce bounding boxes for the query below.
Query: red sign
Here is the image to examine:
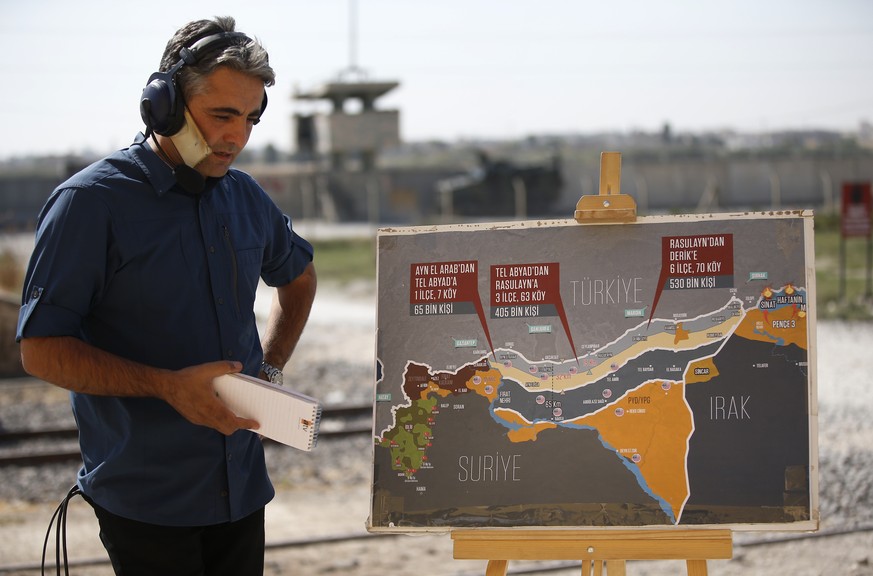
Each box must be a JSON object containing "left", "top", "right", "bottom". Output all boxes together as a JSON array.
[
  {"left": 841, "top": 182, "right": 872, "bottom": 239},
  {"left": 409, "top": 260, "right": 495, "bottom": 358},
  {"left": 648, "top": 234, "right": 734, "bottom": 324},
  {"left": 490, "top": 263, "right": 578, "bottom": 362}
]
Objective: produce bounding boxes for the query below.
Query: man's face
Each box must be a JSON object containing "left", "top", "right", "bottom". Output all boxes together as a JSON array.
[{"left": 185, "top": 67, "right": 265, "bottom": 178}]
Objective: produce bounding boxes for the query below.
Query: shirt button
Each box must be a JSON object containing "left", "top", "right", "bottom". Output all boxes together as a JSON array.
[
  {"left": 227, "top": 453, "right": 233, "bottom": 461},
  {"left": 217, "top": 297, "right": 224, "bottom": 305},
  {"left": 220, "top": 490, "right": 228, "bottom": 498},
  {"left": 209, "top": 246, "right": 216, "bottom": 253}
]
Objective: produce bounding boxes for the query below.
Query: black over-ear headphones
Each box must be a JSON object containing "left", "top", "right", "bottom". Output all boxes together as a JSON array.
[{"left": 139, "top": 31, "right": 268, "bottom": 137}]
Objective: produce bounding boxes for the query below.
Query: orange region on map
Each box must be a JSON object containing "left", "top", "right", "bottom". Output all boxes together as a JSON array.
[
  {"left": 492, "top": 407, "right": 558, "bottom": 442},
  {"left": 685, "top": 357, "right": 719, "bottom": 384},
  {"left": 673, "top": 322, "right": 690, "bottom": 344},
  {"left": 421, "top": 380, "right": 454, "bottom": 400},
  {"left": 467, "top": 368, "right": 503, "bottom": 403},
  {"left": 569, "top": 381, "right": 693, "bottom": 522},
  {"left": 735, "top": 304, "right": 808, "bottom": 349}
]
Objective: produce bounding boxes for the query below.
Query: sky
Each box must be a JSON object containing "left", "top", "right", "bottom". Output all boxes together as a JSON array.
[{"left": 2, "top": 0, "right": 872, "bottom": 159}]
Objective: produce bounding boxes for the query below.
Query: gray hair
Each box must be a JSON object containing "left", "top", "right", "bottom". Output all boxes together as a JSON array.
[{"left": 159, "top": 16, "right": 275, "bottom": 101}]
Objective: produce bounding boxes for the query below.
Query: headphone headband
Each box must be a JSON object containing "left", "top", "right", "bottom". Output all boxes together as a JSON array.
[
  {"left": 140, "top": 30, "right": 265, "bottom": 137},
  {"left": 178, "top": 31, "right": 249, "bottom": 66}
]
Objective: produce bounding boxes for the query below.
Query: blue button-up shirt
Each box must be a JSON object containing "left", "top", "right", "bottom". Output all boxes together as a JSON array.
[{"left": 16, "top": 134, "right": 313, "bottom": 526}]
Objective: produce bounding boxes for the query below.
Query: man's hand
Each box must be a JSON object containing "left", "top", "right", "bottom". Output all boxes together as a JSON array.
[{"left": 159, "top": 361, "right": 261, "bottom": 436}]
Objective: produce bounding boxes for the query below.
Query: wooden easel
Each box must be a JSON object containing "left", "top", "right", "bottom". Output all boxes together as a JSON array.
[
  {"left": 451, "top": 152, "right": 734, "bottom": 576},
  {"left": 452, "top": 529, "right": 733, "bottom": 576},
  {"left": 574, "top": 151, "right": 637, "bottom": 224}
]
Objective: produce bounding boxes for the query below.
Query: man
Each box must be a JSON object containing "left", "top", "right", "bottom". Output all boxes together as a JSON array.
[{"left": 16, "top": 16, "right": 316, "bottom": 575}]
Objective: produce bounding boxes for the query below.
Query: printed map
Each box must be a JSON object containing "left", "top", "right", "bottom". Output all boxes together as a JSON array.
[{"left": 369, "top": 212, "right": 817, "bottom": 530}]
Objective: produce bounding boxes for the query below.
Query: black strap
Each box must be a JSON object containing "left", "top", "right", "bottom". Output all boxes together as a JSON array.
[{"left": 42, "top": 485, "right": 82, "bottom": 576}]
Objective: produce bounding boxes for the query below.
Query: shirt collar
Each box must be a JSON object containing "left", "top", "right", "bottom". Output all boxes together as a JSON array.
[
  {"left": 127, "top": 133, "right": 225, "bottom": 197},
  {"left": 128, "top": 132, "right": 178, "bottom": 197}
]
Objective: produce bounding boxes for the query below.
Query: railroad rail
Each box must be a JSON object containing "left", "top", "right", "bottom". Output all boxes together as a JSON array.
[{"left": 0, "top": 402, "right": 374, "bottom": 467}]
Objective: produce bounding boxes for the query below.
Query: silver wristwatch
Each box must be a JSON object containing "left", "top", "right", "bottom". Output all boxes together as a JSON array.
[{"left": 260, "top": 362, "right": 284, "bottom": 386}]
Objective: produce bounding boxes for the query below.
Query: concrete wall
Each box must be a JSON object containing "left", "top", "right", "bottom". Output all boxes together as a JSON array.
[
  {"left": 258, "top": 154, "right": 873, "bottom": 223},
  {"left": 3, "top": 153, "right": 872, "bottom": 229},
  {"left": 564, "top": 155, "right": 873, "bottom": 215}
]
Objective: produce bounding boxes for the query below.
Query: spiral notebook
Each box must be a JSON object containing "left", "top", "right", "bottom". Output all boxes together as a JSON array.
[{"left": 212, "top": 373, "right": 322, "bottom": 451}]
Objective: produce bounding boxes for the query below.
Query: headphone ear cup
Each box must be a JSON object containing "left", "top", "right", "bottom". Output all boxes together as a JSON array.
[{"left": 140, "top": 71, "right": 186, "bottom": 136}]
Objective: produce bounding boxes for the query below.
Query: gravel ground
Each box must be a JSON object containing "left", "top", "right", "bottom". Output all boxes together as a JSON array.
[{"left": 0, "top": 279, "right": 871, "bottom": 575}]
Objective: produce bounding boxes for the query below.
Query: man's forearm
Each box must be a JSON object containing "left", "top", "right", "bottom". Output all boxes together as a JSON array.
[
  {"left": 20, "top": 335, "right": 172, "bottom": 397},
  {"left": 261, "top": 262, "right": 317, "bottom": 369},
  {"left": 19, "top": 335, "right": 258, "bottom": 435}
]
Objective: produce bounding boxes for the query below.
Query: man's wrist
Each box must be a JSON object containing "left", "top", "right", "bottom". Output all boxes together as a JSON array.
[{"left": 260, "top": 361, "right": 284, "bottom": 386}]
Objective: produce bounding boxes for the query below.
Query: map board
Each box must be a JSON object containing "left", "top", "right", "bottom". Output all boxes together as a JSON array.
[{"left": 369, "top": 211, "right": 818, "bottom": 532}]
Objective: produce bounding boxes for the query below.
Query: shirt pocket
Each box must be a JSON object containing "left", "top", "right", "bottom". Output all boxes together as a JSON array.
[{"left": 234, "top": 246, "right": 263, "bottom": 311}]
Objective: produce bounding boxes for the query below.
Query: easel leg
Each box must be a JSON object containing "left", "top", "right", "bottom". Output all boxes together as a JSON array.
[
  {"left": 686, "top": 559, "right": 708, "bottom": 576},
  {"left": 485, "top": 559, "right": 508, "bottom": 576},
  {"left": 581, "top": 559, "right": 624, "bottom": 576},
  {"left": 580, "top": 560, "right": 593, "bottom": 576}
]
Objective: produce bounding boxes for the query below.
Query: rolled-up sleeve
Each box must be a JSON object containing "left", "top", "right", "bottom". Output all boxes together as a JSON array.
[
  {"left": 17, "top": 187, "right": 112, "bottom": 341},
  {"left": 258, "top": 201, "right": 314, "bottom": 289}
]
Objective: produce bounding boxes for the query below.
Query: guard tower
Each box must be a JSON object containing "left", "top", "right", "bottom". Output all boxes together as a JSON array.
[
  {"left": 291, "top": 0, "right": 400, "bottom": 171},
  {"left": 293, "top": 79, "right": 400, "bottom": 171}
]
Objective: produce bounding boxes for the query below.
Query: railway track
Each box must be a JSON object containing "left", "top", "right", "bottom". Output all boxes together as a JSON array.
[{"left": 0, "top": 402, "right": 374, "bottom": 467}]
